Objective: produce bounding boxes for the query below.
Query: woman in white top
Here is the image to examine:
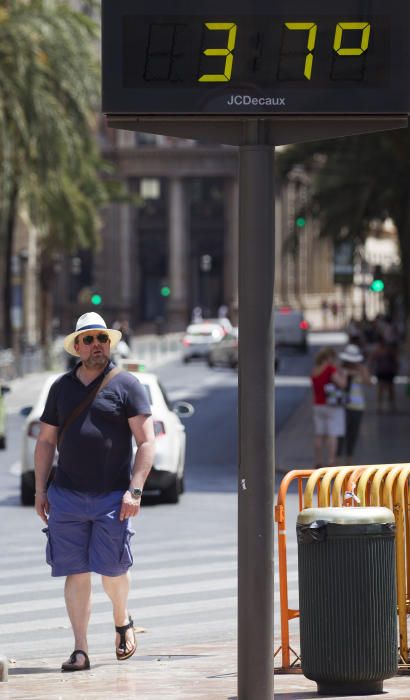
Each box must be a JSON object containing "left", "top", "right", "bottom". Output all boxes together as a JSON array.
[{"left": 337, "top": 344, "right": 371, "bottom": 464}]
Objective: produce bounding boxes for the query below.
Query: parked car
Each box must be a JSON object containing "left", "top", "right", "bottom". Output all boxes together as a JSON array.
[
  {"left": 20, "top": 368, "right": 194, "bottom": 506},
  {"left": 274, "top": 307, "right": 309, "bottom": 351},
  {"left": 182, "top": 322, "right": 225, "bottom": 362},
  {"left": 207, "top": 328, "right": 238, "bottom": 368},
  {"left": 207, "top": 330, "right": 280, "bottom": 371},
  {"left": 0, "top": 384, "right": 10, "bottom": 449}
]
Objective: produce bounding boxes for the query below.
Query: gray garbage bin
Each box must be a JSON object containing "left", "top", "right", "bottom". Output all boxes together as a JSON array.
[{"left": 297, "top": 507, "right": 397, "bottom": 695}]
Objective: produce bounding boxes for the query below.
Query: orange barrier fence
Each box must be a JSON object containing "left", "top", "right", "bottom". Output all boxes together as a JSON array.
[
  {"left": 274, "top": 469, "right": 313, "bottom": 671},
  {"left": 275, "top": 464, "right": 410, "bottom": 672}
]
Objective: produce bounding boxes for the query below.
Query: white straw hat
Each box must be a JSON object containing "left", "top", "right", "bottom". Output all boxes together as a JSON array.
[
  {"left": 339, "top": 344, "right": 364, "bottom": 363},
  {"left": 63, "top": 312, "right": 122, "bottom": 357}
]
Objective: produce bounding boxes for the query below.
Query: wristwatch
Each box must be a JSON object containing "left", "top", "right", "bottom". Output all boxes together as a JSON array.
[{"left": 129, "top": 487, "right": 143, "bottom": 499}]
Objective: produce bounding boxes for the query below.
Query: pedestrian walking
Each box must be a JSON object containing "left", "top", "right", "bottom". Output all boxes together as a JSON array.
[
  {"left": 321, "top": 298, "right": 328, "bottom": 328},
  {"left": 34, "top": 312, "right": 155, "bottom": 671},
  {"left": 369, "top": 336, "right": 398, "bottom": 412},
  {"left": 311, "top": 347, "right": 347, "bottom": 468},
  {"left": 330, "top": 301, "right": 339, "bottom": 327},
  {"left": 191, "top": 306, "right": 203, "bottom": 323},
  {"left": 337, "top": 344, "right": 371, "bottom": 464},
  {"left": 218, "top": 304, "right": 228, "bottom": 319}
]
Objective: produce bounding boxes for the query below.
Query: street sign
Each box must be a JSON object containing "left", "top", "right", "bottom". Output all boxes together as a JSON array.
[{"left": 103, "top": 0, "right": 409, "bottom": 116}]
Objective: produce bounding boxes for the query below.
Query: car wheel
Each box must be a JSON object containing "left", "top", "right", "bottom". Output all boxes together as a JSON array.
[
  {"left": 207, "top": 357, "right": 215, "bottom": 368},
  {"left": 183, "top": 356, "right": 191, "bottom": 364},
  {"left": 0, "top": 436, "right": 5, "bottom": 450},
  {"left": 229, "top": 356, "right": 238, "bottom": 369},
  {"left": 21, "top": 471, "right": 35, "bottom": 506},
  {"left": 178, "top": 475, "right": 185, "bottom": 494},
  {"left": 162, "top": 477, "right": 180, "bottom": 504}
]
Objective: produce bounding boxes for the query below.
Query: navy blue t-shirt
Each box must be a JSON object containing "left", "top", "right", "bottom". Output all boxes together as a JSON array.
[{"left": 40, "top": 361, "right": 151, "bottom": 492}]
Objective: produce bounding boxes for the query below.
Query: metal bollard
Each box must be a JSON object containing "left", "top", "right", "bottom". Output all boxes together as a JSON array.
[{"left": 0, "top": 655, "right": 9, "bottom": 682}]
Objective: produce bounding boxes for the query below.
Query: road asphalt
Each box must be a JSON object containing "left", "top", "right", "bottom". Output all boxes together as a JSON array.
[{"left": 3, "top": 338, "right": 410, "bottom": 698}]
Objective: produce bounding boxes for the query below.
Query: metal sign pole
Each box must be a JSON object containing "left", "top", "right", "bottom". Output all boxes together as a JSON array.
[{"left": 238, "top": 123, "right": 275, "bottom": 699}]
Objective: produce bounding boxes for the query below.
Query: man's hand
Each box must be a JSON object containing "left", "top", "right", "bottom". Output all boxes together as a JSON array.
[
  {"left": 35, "top": 491, "right": 50, "bottom": 524},
  {"left": 120, "top": 490, "right": 141, "bottom": 521}
]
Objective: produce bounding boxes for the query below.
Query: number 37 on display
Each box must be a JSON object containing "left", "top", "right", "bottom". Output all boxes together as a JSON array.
[{"left": 199, "top": 22, "right": 371, "bottom": 82}]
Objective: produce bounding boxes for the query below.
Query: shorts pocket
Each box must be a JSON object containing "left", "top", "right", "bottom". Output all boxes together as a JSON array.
[
  {"left": 120, "top": 528, "right": 135, "bottom": 568},
  {"left": 42, "top": 527, "right": 53, "bottom": 566}
]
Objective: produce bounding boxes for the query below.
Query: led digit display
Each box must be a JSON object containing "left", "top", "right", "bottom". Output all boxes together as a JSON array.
[{"left": 102, "top": 0, "right": 410, "bottom": 115}]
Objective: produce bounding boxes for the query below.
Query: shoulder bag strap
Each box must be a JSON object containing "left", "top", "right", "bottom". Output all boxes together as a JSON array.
[{"left": 57, "top": 366, "right": 122, "bottom": 449}]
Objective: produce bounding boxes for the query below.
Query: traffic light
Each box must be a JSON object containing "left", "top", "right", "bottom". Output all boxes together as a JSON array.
[
  {"left": 369, "top": 265, "right": 384, "bottom": 293},
  {"left": 296, "top": 216, "right": 306, "bottom": 229},
  {"left": 91, "top": 293, "right": 102, "bottom": 305},
  {"left": 160, "top": 285, "right": 171, "bottom": 298},
  {"left": 370, "top": 279, "right": 384, "bottom": 293}
]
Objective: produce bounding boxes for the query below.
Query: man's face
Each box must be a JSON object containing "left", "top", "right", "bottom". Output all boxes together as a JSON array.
[{"left": 74, "top": 331, "right": 111, "bottom": 369}]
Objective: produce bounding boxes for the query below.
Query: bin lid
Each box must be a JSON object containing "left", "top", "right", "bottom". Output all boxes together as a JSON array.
[{"left": 297, "top": 506, "right": 395, "bottom": 526}]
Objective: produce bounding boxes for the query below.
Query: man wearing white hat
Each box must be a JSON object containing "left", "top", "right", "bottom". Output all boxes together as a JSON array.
[{"left": 34, "top": 312, "right": 155, "bottom": 671}]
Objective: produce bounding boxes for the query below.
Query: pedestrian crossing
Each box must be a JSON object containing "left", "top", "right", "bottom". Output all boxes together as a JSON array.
[{"left": 0, "top": 494, "right": 301, "bottom": 663}]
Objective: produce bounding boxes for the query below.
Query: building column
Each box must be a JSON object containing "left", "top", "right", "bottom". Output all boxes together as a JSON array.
[
  {"left": 167, "top": 177, "right": 189, "bottom": 329},
  {"left": 224, "top": 178, "right": 239, "bottom": 325},
  {"left": 118, "top": 202, "right": 133, "bottom": 310}
]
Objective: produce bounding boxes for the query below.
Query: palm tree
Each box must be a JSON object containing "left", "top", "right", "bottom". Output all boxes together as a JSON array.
[
  {"left": 0, "top": 0, "right": 104, "bottom": 348},
  {"left": 277, "top": 126, "right": 410, "bottom": 335}
]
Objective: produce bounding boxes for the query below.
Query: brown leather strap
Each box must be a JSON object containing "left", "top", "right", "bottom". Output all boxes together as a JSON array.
[{"left": 57, "top": 367, "right": 122, "bottom": 448}]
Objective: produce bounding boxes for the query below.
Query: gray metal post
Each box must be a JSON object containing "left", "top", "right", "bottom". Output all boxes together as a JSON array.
[{"left": 238, "top": 132, "right": 275, "bottom": 699}]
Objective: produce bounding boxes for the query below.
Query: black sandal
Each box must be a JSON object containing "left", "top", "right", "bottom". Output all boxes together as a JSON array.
[
  {"left": 115, "top": 615, "right": 137, "bottom": 661},
  {"left": 61, "top": 649, "right": 90, "bottom": 672}
]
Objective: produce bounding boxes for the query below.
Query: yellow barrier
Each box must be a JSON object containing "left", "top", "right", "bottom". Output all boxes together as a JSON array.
[{"left": 275, "top": 464, "right": 410, "bottom": 672}]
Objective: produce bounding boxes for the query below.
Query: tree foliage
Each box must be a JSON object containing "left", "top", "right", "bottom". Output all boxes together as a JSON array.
[
  {"left": 0, "top": 0, "right": 114, "bottom": 346},
  {"left": 277, "top": 126, "right": 410, "bottom": 312}
]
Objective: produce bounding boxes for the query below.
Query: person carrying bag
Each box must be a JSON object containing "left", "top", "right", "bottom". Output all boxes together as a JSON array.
[{"left": 311, "top": 346, "right": 347, "bottom": 468}]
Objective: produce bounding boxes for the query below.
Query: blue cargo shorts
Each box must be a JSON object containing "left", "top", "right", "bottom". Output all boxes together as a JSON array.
[{"left": 42, "top": 484, "right": 135, "bottom": 577}]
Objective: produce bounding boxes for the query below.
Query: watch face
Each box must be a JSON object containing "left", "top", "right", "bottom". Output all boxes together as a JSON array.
[{"left": 131, "top": 488, "right": 142, "bottom": 498}]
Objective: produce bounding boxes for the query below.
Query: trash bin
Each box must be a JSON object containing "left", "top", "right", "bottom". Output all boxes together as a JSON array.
[{"left": 297, "top": 507, "right": 397, "bottom": 695}]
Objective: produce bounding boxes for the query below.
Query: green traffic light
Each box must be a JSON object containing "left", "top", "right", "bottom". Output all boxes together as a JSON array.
[
  {"left": 160, "top": 286, "right": 171, "bottom": 298},
  {"left": 91, "top": 293, "right": 102, "bottom": 305},
  {"left": 296, "top": 217, "right": 306, "bottom": 228},
  {"left": 370, "top": 280, "right": 384, "bottom": 293}
]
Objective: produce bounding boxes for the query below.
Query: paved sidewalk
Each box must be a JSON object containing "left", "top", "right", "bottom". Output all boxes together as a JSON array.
[
  {"left": 276, "top": 376, "right": 410, "bottom": 473},
  {"left": 4, "top": 638, "right": 410, "bottom": 699}
]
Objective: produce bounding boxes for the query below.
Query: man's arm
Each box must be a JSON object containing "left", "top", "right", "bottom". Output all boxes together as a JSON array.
[
  {"left": 119, "top": 414, "right": 155, "bottom": 521},
  {"left": 34, "top": 422, "right": 58, "bottom": 523}
]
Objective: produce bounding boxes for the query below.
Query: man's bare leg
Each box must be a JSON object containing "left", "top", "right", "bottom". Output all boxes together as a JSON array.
[
  {"left": 102, "top": 572, "right": 135, "bottom": 656},
  {"left": 63, "top": 573, "right": 92, "bottom": 667}
]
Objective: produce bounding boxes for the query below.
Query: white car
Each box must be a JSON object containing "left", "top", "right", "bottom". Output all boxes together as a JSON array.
[
  {"left": 20, "top": 366, "right": 193, "bottom": 506},
  {"left": 182, "top": 322, "right": 225, "bottom": 362}
]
